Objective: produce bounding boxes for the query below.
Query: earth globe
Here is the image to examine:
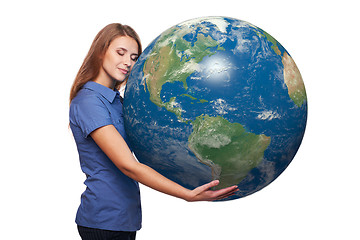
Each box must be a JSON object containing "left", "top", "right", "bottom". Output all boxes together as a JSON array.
[{"left": 123, "top": 16, "right": 307, "bottom": 200}]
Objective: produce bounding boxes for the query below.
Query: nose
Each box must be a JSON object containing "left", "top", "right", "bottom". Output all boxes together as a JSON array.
[{"left": 124, "top": 56, "right": 132, "bottom": 68}]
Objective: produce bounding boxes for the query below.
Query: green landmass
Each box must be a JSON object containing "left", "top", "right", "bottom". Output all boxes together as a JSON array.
[
  {"left": 282, "top": 52, "right": 307, "bottom": 107},
  {"left": 188, "top": 115, "right": 271, "bottom": 189},
  {"left": 163, "top": 97, "right": 183, "bottom": 117},
  {"left": 180, "top": 94, "right": 209, "bottom": 104},
  {"left": 181, "top": 94, "right": 197, "bottom": 100},
  {"left": 143, "top": 25, "right": 224, "bottom": 120}
]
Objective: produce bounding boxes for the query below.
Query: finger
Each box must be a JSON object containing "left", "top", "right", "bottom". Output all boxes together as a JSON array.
[
  {"left": 214, "top": 188, "right": 239, "bottom": 201},
  {"left": 194, "top": 180, "right": 220, "bottom": 194},
  {"left": 212, "top": 185, "right": 239, "bottom": 200},
  {"left": 211, "top": 185, "right": 238, "bottom": 198}
]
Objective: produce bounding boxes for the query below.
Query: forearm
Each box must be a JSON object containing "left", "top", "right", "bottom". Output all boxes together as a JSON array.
[
  {"left": 91, "top": 125, "right": 192, "bottom": 201},
  {"left": 124, "top": 160, "right": 192, "bottom": 201}
]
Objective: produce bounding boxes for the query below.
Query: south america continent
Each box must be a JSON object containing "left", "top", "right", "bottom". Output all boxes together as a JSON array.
[{"left": 188, "top": 115, "right": 271, "bottom": 189}]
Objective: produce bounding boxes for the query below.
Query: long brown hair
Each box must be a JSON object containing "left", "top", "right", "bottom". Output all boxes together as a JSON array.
[{"left": 69, "top": 23, "right": 142, "bottom": 103}]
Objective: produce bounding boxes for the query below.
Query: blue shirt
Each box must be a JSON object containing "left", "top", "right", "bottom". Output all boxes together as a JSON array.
[{"left": 69, "top": 81, "right": 141, "bottom": 231}]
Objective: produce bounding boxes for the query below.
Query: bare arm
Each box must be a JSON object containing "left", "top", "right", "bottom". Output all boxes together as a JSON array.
[{"left": 90, "top": 125, "right": 238, "bottom": 202}]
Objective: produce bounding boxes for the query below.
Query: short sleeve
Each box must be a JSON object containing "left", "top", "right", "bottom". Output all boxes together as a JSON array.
[{"left": 70, "top": 94, "right": 112, "bottom": 138}]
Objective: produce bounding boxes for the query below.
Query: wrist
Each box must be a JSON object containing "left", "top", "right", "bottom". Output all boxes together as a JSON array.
[{"left": 182, "top": 188, "right": 195, "bottom": 202}]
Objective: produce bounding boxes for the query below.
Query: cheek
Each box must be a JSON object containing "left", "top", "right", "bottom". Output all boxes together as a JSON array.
[
  {"left": 102, "top": 58, "right": 119, "bottom": 77},
  {"left": 103, "top": 53, "right": 118, "bottom": 67}
]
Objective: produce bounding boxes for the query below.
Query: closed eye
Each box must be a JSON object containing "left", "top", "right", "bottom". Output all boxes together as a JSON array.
[{"left": 131, "top": 55, "right": 139, "bottom": 61}]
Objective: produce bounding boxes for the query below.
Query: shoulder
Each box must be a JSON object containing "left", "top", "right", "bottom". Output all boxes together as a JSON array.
[
  {"left": 70, "top": 88, "right": 110, "bottom": 124},
  {"left": 70, "top": 88, "right": 108, "bottom": 114},
  {"left": 69, "top": 89, "right": 113, "bottom": 137},
  {"left": 71, "top": 88, "right": 101, "bottom": 105}
]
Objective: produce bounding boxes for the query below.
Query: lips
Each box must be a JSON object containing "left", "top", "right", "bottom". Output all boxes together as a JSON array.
[{"left": 119, "top": 68, "right": 128, "bottom": 75}]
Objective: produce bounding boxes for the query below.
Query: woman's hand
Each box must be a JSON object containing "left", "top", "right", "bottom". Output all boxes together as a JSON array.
[{"left": 185, "top": 180, "right": 239, "bottom": 202}]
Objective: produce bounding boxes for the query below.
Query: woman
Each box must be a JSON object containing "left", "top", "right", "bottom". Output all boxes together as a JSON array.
[{"left": 69, "top": 23, "right": 238, "bottom": 240}]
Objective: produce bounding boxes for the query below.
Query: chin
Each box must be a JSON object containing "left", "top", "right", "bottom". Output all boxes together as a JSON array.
[{"left": 112, "top": 75, "right": 126, "bottom": 83}]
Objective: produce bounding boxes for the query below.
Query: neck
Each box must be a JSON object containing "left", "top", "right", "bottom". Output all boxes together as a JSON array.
[{"left": 94, "top": 69, "right": 116, "bottom": 90}]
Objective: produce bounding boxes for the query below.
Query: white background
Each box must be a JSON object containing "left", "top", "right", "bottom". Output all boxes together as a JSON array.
[{"left": 1, "top": 0, "right": 359, "bottom": 239}]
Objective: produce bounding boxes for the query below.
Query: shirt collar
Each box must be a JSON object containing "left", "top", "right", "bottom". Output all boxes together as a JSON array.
[{"left": 83, "top": 81, "right": 119, "bottom": 103}]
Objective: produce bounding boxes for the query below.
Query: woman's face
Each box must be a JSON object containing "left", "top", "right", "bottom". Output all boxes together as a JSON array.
[{"left": 101, "top": 36, "right": 139, "bottom": 83}]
